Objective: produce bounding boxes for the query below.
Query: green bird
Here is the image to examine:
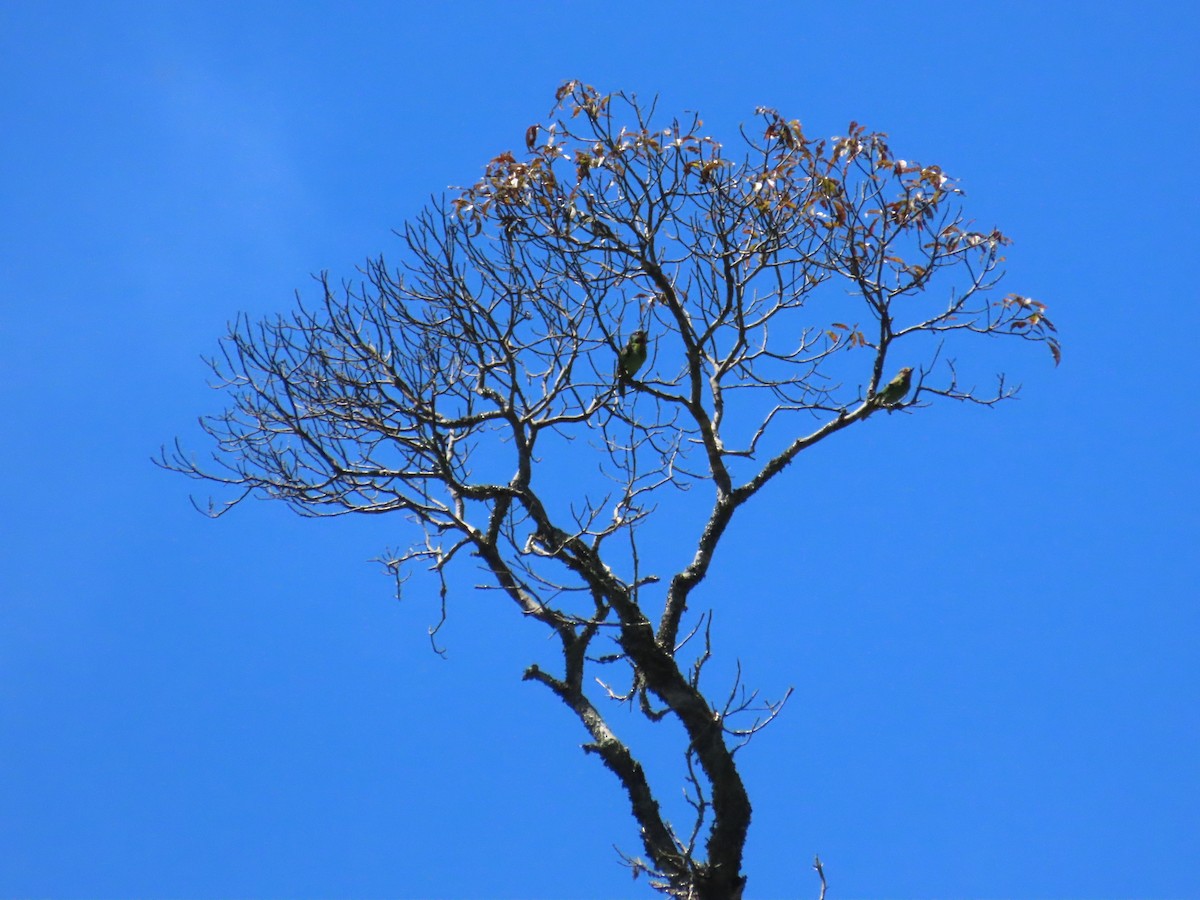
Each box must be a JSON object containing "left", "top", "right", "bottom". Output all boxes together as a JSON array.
[
  {"left": 616, "top": 330, "right": 648, "bottom": 396},
  {"left": 874, "top": 366, "right": 913, "bottom": 407}
]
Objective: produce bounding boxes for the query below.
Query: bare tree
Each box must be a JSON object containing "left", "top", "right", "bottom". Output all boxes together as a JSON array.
[{"left": 162, "top": 82, "right": 1057, "bottom": 899}]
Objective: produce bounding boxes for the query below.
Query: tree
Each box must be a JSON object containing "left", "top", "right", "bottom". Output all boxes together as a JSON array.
[{"left": 162, "top": 81, "right": 1057, "bottom": 899}]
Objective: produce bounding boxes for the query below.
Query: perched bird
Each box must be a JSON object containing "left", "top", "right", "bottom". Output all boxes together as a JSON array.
[
  {"left": 616, "top": 330, "right": 648, "bottom": 396},
  {"left": 874, "top": 366, "right": 913, "bottom": 407}
]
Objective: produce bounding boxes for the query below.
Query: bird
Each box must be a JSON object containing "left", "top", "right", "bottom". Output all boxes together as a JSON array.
[
  {"left": 874, "top": 366, "right": 913, "bottom": 407},
  {"left": 616, "top": 330, "right": 648, "bottom": 396}
]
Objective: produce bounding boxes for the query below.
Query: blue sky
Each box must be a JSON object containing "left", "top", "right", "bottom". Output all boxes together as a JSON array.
[{"left": 2, "top": 2, "right": 1197, "bottom": 897}]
